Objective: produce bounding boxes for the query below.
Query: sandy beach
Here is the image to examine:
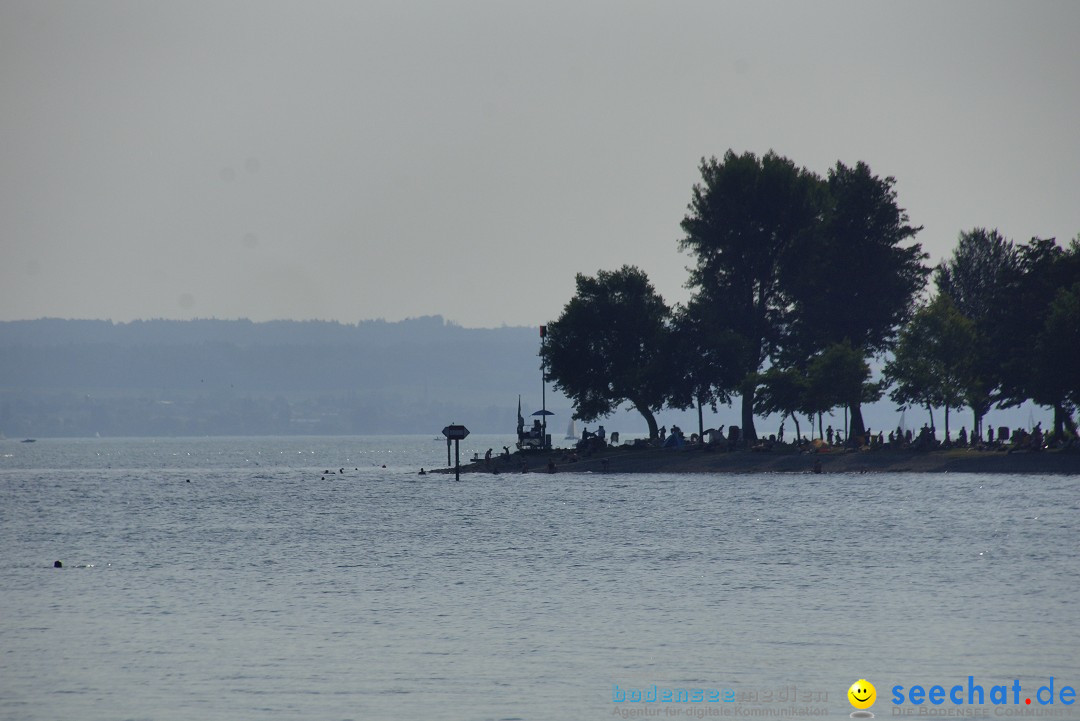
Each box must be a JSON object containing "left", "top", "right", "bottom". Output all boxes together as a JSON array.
[{"left": 447, "top": 444, "right": 1080, "bottom": 475}]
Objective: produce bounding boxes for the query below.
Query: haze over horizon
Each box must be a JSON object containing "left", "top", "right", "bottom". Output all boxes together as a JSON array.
[{"left": 3, "top": 1, "right": 1078, "bottom": 328}]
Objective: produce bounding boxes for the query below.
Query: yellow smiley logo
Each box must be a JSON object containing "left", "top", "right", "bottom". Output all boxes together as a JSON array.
[{"left": 848, "top": 679, "right": 876, "bottom": 710}]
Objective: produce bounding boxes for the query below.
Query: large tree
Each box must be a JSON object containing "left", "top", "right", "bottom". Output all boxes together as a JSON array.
[
  {"left": 992, "top": 236, "right": 1080, "bottom": 438},
  {"left": 1034, "top": 281, "right": 1080, "bottom": 433},
  {"left": 885, "top": 294, "right": 977, "bottom": 440},
  {"left": 678, "top": 150, "right": 824, "bottom": 441},
  {"left": 935, "top": 228, "right": 1019, "bottom": 321},
  {"left": 806, "top": 341, "right": 881, "bottom": 442},
  {"left": 668, "top": 293, "right": 751, "bottom": 440},
  {"left": 932, "top": 228, "right": 1019, "bottom": 437},
  {"left": 753, "top": 366, "right": 812, "bottom": 442},
  {"left": 541, "top": 265, "right": 672, "bottom": 439},
  {"left": 783, "top": 160, "right": 928, "bottom": 439},
  {"left": 753, "top": 343, "right": 877, "bottom": 444}
]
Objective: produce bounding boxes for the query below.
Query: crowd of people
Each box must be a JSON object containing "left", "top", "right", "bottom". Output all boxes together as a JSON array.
[
  {"left": 502, "top": 415, "right": 1064, "bottom": 476},
  {"left": 474, "top": 414, "right": 1068, "bottom": 477},
  {"left": 766, "top": 419, "right": 1058, "bottom": 453}
]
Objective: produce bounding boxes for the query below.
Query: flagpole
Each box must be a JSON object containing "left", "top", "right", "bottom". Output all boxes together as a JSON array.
[{"left": 540, "top": 326, "right": 548, "bottom": 450}]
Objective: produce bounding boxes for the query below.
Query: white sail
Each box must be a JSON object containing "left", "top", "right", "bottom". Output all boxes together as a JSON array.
[{"left": 565, "top": 418, "right": 577, "bottom": 439}]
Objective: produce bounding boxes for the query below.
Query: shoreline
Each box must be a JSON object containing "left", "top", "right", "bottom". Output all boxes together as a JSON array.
[{"left": 440, "top": 444, "right": 1080, "bottom": 475}]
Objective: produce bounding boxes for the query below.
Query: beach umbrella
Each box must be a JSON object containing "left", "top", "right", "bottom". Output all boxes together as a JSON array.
[{"left": 532, "top": 410, "right": 554, "bottom": 416}]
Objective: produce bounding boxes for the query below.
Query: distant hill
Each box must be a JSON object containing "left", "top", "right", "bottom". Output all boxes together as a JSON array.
[
  {"left": 0, "top": 317, "right": 1048, "bottom": 440},
  {"left": 0, "top": 317, "right": 571, "bottom": 437}
]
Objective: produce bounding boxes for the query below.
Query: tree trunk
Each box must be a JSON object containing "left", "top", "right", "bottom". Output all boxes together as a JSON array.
[
  {"left": 1054, "top": 403, "right": 1079, "bottom": 439},
  {"left": 945, "top": 405, "right": 950, "bottom": 441},
  {"left": 926, "top": 402, "right": 935, "bottom": 431},
  {"left": 697, "top": 396, "right": 704, "bottom": 442},
  {"left": 968, "top": 391, "right": 991, "bottom": 443},
  {"left": 741, "top": 384, "right": 757, "bottom": 443},
  {"left": 792, "top": 414, "right": 802, "bottom": 443},
  {"left": 848, "top": 402, "right": 866, "bottom": 443},
  {"left": 637, "top": 403, "right": 659, "bottom": 440}
]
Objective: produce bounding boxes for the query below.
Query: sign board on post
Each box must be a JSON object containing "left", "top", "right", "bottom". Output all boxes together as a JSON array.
[
  {"left": 442, "top": 425, "right": 470, "bottom": 440},
  {"left": 441, "top": 424, "right": 470, "bottom": 481}
]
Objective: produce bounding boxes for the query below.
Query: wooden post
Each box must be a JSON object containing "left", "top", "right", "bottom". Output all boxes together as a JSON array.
[{"left": 454, "top": 439, "right": 460, "bottom": 481}]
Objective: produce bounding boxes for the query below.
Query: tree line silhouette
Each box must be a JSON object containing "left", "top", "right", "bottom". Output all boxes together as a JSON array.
[{"left": 541, "top": 150, "right": 1080, "bottom": 445}]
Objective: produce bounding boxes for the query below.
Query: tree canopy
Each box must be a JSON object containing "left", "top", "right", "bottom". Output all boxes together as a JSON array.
[
  {"left": 990, "top": 236, "right": 1080, "bottom": 436},
  {"left": 934, "top": 228, "right": 1019, "bottom": 322},
  {"left": 667, "top": 290, "right": 751, "bottom": 431},
  {"left": 778, "top": 161, "right": 927, "bottom": 439},
  {"left": 679, "top": 153, "right": 927, "bottom": 442},
  {"left": 932, "top": 227, "right": 1020, "bottom": 435},
  {"left": 678, "top": 150, "right": 823, "bottom": 441},
  {"left": 542, "top": 150, "right": 1077, "bottom": 446},
  {"left": 885, "top": 294, "right": 977, "bottom": 438},
  {"left": 1035, "top": 281, "right": 1080, "bottom": 414},
  {"left": 784, "top": 161, "right": 927, "bottom": 357},
  {"left": 541, "top": 265, "right": 672, "bottom": 439}
]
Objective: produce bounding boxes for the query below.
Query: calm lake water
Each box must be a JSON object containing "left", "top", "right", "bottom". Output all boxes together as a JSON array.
[{"left": 2, "top": 436, "right": 1078, "bottom": 720}]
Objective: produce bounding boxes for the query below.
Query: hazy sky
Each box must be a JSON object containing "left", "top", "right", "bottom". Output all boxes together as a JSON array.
[{"left": 3, "top": 1, "right": 1078, "bottom": 328}]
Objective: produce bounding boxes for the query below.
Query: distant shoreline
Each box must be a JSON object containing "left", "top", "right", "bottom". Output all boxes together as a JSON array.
[{"left": 443, "top": 445, "right": 1080, "bottom": 475}]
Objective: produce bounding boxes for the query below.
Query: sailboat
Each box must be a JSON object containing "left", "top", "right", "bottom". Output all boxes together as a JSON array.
[{"left": 565, "top": 418, "right": 577, "bottom": 440}]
